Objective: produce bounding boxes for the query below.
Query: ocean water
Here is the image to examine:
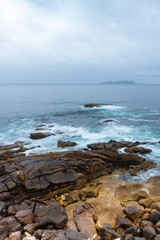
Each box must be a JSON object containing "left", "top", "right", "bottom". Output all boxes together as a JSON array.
[{"left": 0, "top": 84, "right": 160, "bottom": 182}]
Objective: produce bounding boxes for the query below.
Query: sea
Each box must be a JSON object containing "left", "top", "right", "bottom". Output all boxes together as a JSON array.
[{"left": 0, "top": 84, "right": 160, "bottom": 182}]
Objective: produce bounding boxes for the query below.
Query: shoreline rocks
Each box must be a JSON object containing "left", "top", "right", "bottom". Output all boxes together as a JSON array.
[
  {"left": 84, "top": 104, "right": 100, "bottom": 108},
  {"left": 57, "top": 141, "right": 77, "bottom": 148}
]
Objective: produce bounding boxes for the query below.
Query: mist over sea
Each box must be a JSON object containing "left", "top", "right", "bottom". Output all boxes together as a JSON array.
[{"left": 0, "top": 84, "right": 160, "bottom": 182}]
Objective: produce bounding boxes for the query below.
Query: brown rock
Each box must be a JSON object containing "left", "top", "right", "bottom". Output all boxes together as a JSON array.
[
  {"left": 30, "top": 132, "right": 52, "bottom": 140},
  {"left": 141, "top": 213, "right": 150, "bottom": 220},
  {"left": 15, "top": 210, "right": 33, "bottom": 225},
  {"left": 97, "top": 211, "right": 117, "bottom": 229},
  {"left": 155, "top": 202, "right": 160, "bottom": 211},
  {"left": 125, "top": 147, "right": 152, "bottom": 154},
  {"left": 0, "top": 201, "right": 6, "bottom": 214},
  {"left": 0, "top": 217, "right": 22, "bottom": 236},
  {"left": 83, "top": 188, "right": 99, "bottom": 198},
  {"left": 24, "top": 223, "right": 38, "bottom": 235},
  {"left": 57, "top": 141, "right": 77, "bottom": 148},
  {"left": 124, "top": 206, "right": 143, "bottom": 220},
  {"left": 133, "top": 218, "right": 141, "bottom": 226},
  {"left": 139, "top": 199, "right": 152, "bottom": 208},
  {"left": 130, "top": 161, "right": 157, "bottom": 176},
  {"left": 66, "top": 190, "right": 80, "bottom": 204}
]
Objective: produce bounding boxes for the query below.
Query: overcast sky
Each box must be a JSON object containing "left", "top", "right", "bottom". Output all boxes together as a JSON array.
[{"left": 0, "top": 0, "right": 160, "bottom": 84}]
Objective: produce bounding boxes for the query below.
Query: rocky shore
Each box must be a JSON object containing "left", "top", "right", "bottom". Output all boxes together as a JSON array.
[{"left": 0, "top": 139, "right": 159, "bottom": 239}]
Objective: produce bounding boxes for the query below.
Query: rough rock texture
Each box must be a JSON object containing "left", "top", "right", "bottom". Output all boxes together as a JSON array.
[
  {"left": 0, "top": 149, "right": 145, "bottom": 204},
  {"left": 125, "top": 147, "right": 152, "bottom": 154},
  {"left": 130, "top": 161, "right": 157, "bottom": 176}
]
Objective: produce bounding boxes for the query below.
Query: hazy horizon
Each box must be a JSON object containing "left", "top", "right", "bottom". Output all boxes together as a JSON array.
[{"left": 0, "top": 0, "right": 160, "bottom": 84}]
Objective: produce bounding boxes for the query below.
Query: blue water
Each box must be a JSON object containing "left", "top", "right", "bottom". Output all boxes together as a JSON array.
[{"left": 0, "top": 84, "right": 160, "bottom": 181}]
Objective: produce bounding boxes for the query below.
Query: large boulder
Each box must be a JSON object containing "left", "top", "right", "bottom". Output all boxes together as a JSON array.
[{"left": 34, "top": 201, "right": 68, "bottom": 229}]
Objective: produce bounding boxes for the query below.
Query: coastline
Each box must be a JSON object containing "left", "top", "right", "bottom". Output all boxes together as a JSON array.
[{"left": 0, "top": 139, "right": 160, "bottom": 239}]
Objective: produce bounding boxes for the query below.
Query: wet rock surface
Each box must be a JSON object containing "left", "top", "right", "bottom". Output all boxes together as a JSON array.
[
  {"left": 30, "top": 133, "right": 53, "bottom": 140},
  {"left": 57, "top": 140, "right": 77, "bottom": 148},
  {"left": 83, "top": 104, "right": 100, "bottom": 108}
]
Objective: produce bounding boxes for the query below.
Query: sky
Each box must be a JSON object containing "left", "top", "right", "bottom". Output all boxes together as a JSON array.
[{"left": 0, "top": 0, "right": 160, "bottom": 84}]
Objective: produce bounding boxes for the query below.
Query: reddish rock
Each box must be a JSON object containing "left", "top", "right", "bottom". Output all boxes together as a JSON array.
[{"left": 139, "top": 199, "right": 152, "bottom": 208}]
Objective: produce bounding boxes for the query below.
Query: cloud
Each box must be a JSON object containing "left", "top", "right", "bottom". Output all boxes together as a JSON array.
[{"left": 0, "top": 0, "right": 160, "bottom": 83}]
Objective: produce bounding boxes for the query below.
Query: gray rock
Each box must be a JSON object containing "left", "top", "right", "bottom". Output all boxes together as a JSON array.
[
  {"left": 150, "top": 211, "right": 160, "bottom": 224},
  {"left": 15, "top": 210, "right": 34, "bottom": 225},
  {"left": 124, "top": 206, "right": 143, "bottom": 220},
  {"left": 143, "top": 227, "right": 156, "bottom": 240}
]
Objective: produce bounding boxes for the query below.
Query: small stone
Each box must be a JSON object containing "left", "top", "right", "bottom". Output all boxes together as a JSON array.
[
  {"left": 155, "top": 235, "right": 160, "bottom": 240},
  {"left": 150, "top": 211, "right": 160, "bottom": 224},
  {"left": 116, "top": 228, "right": 124, "bottom": 235},
  {"left": 144, "top": 208, "right": 152, "bottom": 213},
  {"left": 8, "top": 206, "right": 16, "bottom": 216},
  {"left": 141, "top": 220, "right": 154, "bottom": 228},
  {"left": 124, "top": 226, "right": 140, "bottom": 236},
  {"left": 66, "top": 190, "right": 80, "bottom": 204},
  {"left": 124, "top": 206, "right": 143, "bottom": 220},
  {"left": 133, "top": 218, "right": 141, "bottom": 226},
  {"left": 139, "top": 199, "right": 152, "bottom": 208},
  {"left": 9, "top": 231, "right": 22, "bottom": 240},
  {"left": 83, "top": 188, "right": 99, "bottom": 198},
  {"left": 61, "top": 195, "right": 66, "bottom": 201},
  {"left": 141, "top": 213, "right": 150, "bottom": 220},
  {"left": 98, "top": 227, "right": 121, "bottom": 240},
  {"left": 0, "top": 201, "right": 6, "bottom": 214},
  {"left": 24, "top": 224, "right": 37, "bottom": 235},
  {"left": 24, "top": 232, "right": 31, "bottom": 237},
  {"left": 124, "top": 234, "right": 134, "bottom": 240},
  {"left": 143, "top": 227, "right": 156, "bottom": 240},
  {"left": 155, "top": 202, "right": 160, "bottom": 211},
  {"left": 116, "top": 217, "right": 131, "bottom": 230},
  {"left": 15, "top": 171, "right": 25, "bottom": 182},
  {"left": 23, "top": 237, "right": 36, "bottom": 240},
  {"left": 15, "top": 210, "right": 34, "bottom": 225}
]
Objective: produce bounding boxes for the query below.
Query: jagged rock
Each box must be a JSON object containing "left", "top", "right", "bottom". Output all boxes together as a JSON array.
[
  {"left": 124, "top": 206, "right": 143, "bottom": 220},
  {"left": 84, "top": 104, "right": 100, "bottom": 108},
  {"left": 57, "top": 141, "right": 77, "bottom": 148},
  {"left": 130, "top": 161, "right": 157, "bottom": 176},
  {"left": 73, "top": 202, "right": 92, "bottom": 217},
  {"left": 150, "top": 211, "right": 160, "bottom": 224},
  {"left": 143, "top": 227, "right": 156, "bottom": 240},
  {"left": 15, "top": 210, "right": 34, "bottom": 225},
  {"left": 30, "top": 132, "right": 52, "bottom": 140},
  {"left": 82, "top": 187, "right": 99, "bottom": 198},
  {"left": 8, "top": 206, "right": 16, "bottom": 216},
  {"left": 0, "top": 146, "right": 145, "bottom": 204},
  {"left": 9, "top": 231, "right": 22, "bottom": 240},
  {"left": 23, "top": 224, "right": 37, "bottom": 235},
  {"left": 34, "top": 200, "right": 68, "bottom": 229},
  {"left": 124, "top": 226, "right": 141, "bottom": 236},
  {"left": 125, "top": 147, "right": 152, "bottom": 154},
  {"left": 66, "top": 190, "right": 80, "bottom": 204}
]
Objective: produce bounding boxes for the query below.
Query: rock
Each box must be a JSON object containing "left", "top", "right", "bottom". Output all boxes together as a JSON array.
[
  {"left": 124, "top": 226, "right": 141, "bottom": 236},
  {"left": 9, "top": 231, "right": 22, "bottom": 240},
  {"left": 133, "top": 218, "right": 141, "bottom": 226},
  {"left": 124, "top": 234, "right": 134, "bottom": 240},
  {"left": 143, "top": 227, "right": 156, "bottom": 240},
  {"left": 24, "top": 224, "right": 37, "bottom": 235},
  {"left": 8, "top": 206, "right": 16, "bottom": 216},
  {"left": 41, "top": 230, "right": 68, "bottom": 240},
  {"left": 14, "top": 171, "right": 25, "bottom": 182},
  {"left": 155, "top": 235, "right": 160, "bottom": 240},
  {"left": 23, "top": 237, "right": 36, "bottom": 240},
  {"left": 65, "top": 230, "right": 86, "bottom": 240},
  {"left": 141, "top": 213, "right": 150, "bottom": 220},
  {"left": 141, "top": 220, "right": 154, "bottom": 228},
  {"left": 97, "top": 211, "right": 118, "bottom": 229},
  {"left": 103, "top": 120, "right": 114, "bottom": 123},
  {"left": 124, "top": 206, "right": 143, "bottom": 220},
  {"left": 0, "top": 164, "right": 4, "bottom": 174},
  {"left": 15, "top": 210, "right": 34, "bottom": 225},
  {"left": 115, "top": 217, "right": 132, "bottom": 230},
  {"left": 130, "top": 161, "right": 157, "bottom": 176},
  {"left": 83, "top": 188, "right": 99, "bottom": 198},
  {"left": 155, "top": 202, "right": 160, "bottom": 211},
  {"left": 74, "top": 202, "right": 92, "bottom": 217},
  {"left": 125, "top": 147, "right": 152, "bottom": 154},
  {"left": 84, "top": 104, "right": 100, "bottom": 108},
  {"left": 0, "top": 201, "right": 6, "bottom": 214},
  {"left": 34, "top": 200, "right": 68, "bottom": 229},
  {"left": 74, "top": 213, "right": 96, "bottom": 239},
  {"left": 139, "top": 199, "right": 152, "bottom": 208},
  {"left": 57, "top": 141, "right": 77, "bottom": 148},
  {"left": 0, "top": 217, "right": 22, "bottom": 238},
  {"left": 150, "top": 211, "right": 160, "bottom": 224},
  {"left": 98, "top": 227, "right": 121, "bottom": 240},
  {"left": 30, "top": 132, "right": 52, "bottom": 140},
  {"left": 66, "top": 190, "right": 80, "bottom": 204}
]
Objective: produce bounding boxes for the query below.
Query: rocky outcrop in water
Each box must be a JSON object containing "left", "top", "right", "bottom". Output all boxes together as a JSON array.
[
  {"left": 84, "top": 104, "right": 100, "bottom": 108},
  {"left": 57, "top": 141, "right": 77, "bottom": 148}
]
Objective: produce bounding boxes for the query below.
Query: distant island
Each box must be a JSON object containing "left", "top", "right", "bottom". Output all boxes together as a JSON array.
[{"left": 101, "top": 80, "right": 136, "bottom": 85}]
